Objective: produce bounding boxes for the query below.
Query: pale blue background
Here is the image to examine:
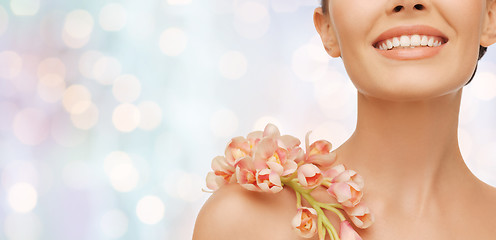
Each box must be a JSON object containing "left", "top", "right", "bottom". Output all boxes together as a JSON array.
[{"left": 0, "top": 0, "right": 495, "bottom": 239}]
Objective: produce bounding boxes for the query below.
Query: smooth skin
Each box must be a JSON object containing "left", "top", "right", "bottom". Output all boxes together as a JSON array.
[{"left": 193, "top": 0, "right": 496, "bottom": 239}]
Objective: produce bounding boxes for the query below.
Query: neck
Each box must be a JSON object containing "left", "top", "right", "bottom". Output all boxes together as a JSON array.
[{"left": 335, "top": 89, "right": 476, "bottom": 217}]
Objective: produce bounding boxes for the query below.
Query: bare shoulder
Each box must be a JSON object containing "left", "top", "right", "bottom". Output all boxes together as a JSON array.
[{"left": 193, "top": 184, "right": 301, "bottom": 240}]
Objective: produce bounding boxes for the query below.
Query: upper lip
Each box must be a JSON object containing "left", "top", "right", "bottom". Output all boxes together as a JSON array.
[{"left": 372, "top": 25, "right": 449, "bottom": 46}]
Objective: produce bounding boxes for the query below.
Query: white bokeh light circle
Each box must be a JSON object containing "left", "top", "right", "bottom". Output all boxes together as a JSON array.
[
  {"left": 37, "top": 57, "right": 66, "bottom": 79},
  {"left": 112, "top": 103, "right": 141, "bottom": 132},
  {"left": 210, "top": 108, "right": 239, "bottom": 138},
  {"left": 0, "top": 6, "right": 9, "bottom": 35},
  {"left": 0, "top": 51, "right": 22, "bottom": 79},
  {"left": 79, "top": 50, "right": 104, "bottom": 79},
  {"left": 253, "top": 116, "right": 282, "bottom": 131},
  {"left": 62, "top": 84, "right": 92, "bottom": 114},
  {"left": 101, "top": 209, "right": 129, "bottom": 238},
  {"left": 104, "top": 151, "right": 133, "bottom": 175},
  {"left": 8, "top": 182, "right": 38, "bottom": 213},
  {"left": 13, "top": 108, "right": 50, "bottom": 146},
  {"left": 10, "top": 0, "right": 40, "bottom": 16},
  {"left": 37, "top": 74, "right": 66, "bottom": 103},
  {"left": 70, "top": 102, "right": 99, "bottom": 130},
  {"left": 159, "top": 27, "right": 188, "bottom": 56},
  {"left": 233, "top": 1, "right": 270, "bottom": 39},
  {"left": 112, "top": 74, "right": 141, "bottom": 103},
  {"left": 138, "top": 101, "right": 162, "bottom": 130},
  {"left": 93, "top": 56, "right": 122, "bottom": 85},
  {"left": 470, "top": 71, "right": 496, "bottom": 101},
  {"left": 219, "top": 51, "right": 248, "bottom": 80},
  {"left": 63, "top": 10, "right": 94, "bottom": 39},
  {"left": 136, "top": 195, "right": 165, "bottom": 224},
  {"left": 292, "top": 40, "right": 331, "bottom": 82},
  {"left": 108, "top": 163, "right": 139, "bottom": 192},
  {"left": 99, "top": 3, "right": 127, "bottom": 32},
  {"left": 62, "top": 30, "right": 91, "bottom": 48},
  {"left": 4, "top": 213, "right": 42, "bottom": 240}
]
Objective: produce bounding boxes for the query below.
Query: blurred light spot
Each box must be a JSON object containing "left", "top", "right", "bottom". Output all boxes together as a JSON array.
[
  {"left": 219, "top": 51, "right": 247, "bottom": 80},
  {"left": 62, "top": 85, "right": 92, "bottom": 114},
  {"left": 159, "top": 27, "right": 188, "bottom": 56},
  {"left": 312, "top": 122, "right": 350, "bottom": 148},
  {"left": 63, "top": 10, "right": 94, "bottom": 39},
  {"left": 471, "top": 71, "right": 496, "bottom": 101},
  {"left": 108, "top": 162, "right": 139, "bottom": 192},
  {"left": 70, "top": 102, "right": 99, "bottom": 130},
  {"left": 138, "top": 101, "right": 162, "bottom": 130},
  {"left": 210, "top": 108, "right": 238, "bottom": 138},
  {"left": 136, "top": 195, "right": 165, "bottom": 224},
  {"left": 37, "top": 57, "right": 66, "bottom": 79},
  {"left": 79, "top": 50, "right": 104, "bottom": 79},
  {"left": 167, "top": 0, "right": 192, "bottom": 5},
  {"left": 233, "top": 1, "right": 270, "bottom": 39},
  {"left": 0, "top": 51, "right": 22, "bottom": 79},
  {"left": 0, "top": 101, "right": 18, "bottom": 132},
  {"left": 62, "top": 31, "right": 90, "bottom": 48},
  {"left": 62, "top": 161, "right": 93, "bottom": 189},
  {"left": 8, "top": 182, "right": 37, "bottom": 213},
  {"left": 93, "top": 56, "right": 122, "bottom": 85},
  {"left": 112, "top": 103, "right": 141, "bottom": 132},
  {"left": 292, "top": 40, "right": 331, "bottom": 82},
  {"left": 104, "top": 151, "right": 132, "bottom": 175},
  {"left": 112, "top": 74, "right": 141, "bottom": 103},
  {"left": 314, "top": 71, "right": 354, "bottom": 120},
  {"left": 1, "top": 161, "right": 38, "bottom": 190},
  {"left": 37, "top": 74, "right": 66, "bottom": 103},
  {"left": 253, "top": 116, "right": 282, "bottom": 131},
  {"left": 13, "top": 108, "right": 49, "bottom": 146},
  {"left": 472, "top": 142, "right": 496, "bottom": 186},
  {"left": 101, "top": 209, "right": 128, "bottom": 238},
  {"left": 99, "top": 3, "right": 127, "bottom": 31},
  {"left": 0, "top": 6, "right": 8, "bottom": 35},
  {"left": 458, "top": 127, "right": 472, "bottom": 159},
  {"left": 10, "top": 0, "right": 40, "bottom": 16},
  {"left": 4, "top": 213, "right": 42, "bottom": 240},
  {"left": 176, "top": 173, "right": 203, "bottom": 202},
  {"left": 270, "top": 0, "right": 300, "bottom": 12}
]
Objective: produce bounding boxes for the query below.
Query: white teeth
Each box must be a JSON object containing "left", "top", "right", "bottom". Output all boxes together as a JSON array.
[
  {"left": 411, "top": 35, "right": 421, "bottom": 46},
  {"left": 392, "top": 37, "right": 400, "bottom": 47},
  {"left": 428, "top": 37, "right": 434, "bottom": 47},
  {"left": 400, "top": 36, "right": 410, "bottom": 47},
  {"left": 386, "top": 40, "right": 393, "bottom": 49},
  {"left": 421, "top": 36, "right": 428, "bottom": 46},
  {"left": 377, "top": 35, "right": 444, "bottom": 50}
]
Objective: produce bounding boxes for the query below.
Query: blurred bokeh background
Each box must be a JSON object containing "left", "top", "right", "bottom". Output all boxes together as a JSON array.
[{"left": 1, "top": 0, "right": 496, "bottom": 239}]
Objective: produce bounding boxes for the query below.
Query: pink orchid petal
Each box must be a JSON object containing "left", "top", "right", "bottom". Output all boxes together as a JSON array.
[
  {"left": 298, "top": 164, "right": 323, "bottom": 188},
  {"left": 263, "top": 123, "right": 280, "bottom": 138},
  {"left": 292, "top": 207, "right": 318, "bottom": 238},
  {"left": 278, "top": 135, "right": 301, "bottom": 149},
  {"left": 328, "top": 182, "right": 352, "bottom": 203},
  {"left": 282, "top": 160, "right": 297, "bottom": 176},
  {"left": 306, "top": 152, "right": 337, "bottom": 167},
  {"left": 206, "top": 171, "right": 227, "bottom": 191},
  {"left": 211, "top": 156, "right": 234, "bottom": 172},
  {"left": 266, "top": 161, "right": 284, "bottom": 175},
  {"left": 339, "top": 221, "right": 363, "bottom": 240},
  {"left": 324, "top": 164, "right": 346, "bottom": 179},
  {"left": 253, "top": 137, "right": 278, "bottom": 163}
]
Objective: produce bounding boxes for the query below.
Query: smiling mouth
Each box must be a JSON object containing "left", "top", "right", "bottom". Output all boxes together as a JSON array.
[{"left": 374, "top": 34, "right": 448, "bottom": 50}]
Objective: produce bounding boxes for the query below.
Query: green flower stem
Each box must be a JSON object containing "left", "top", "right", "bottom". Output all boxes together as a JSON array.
[
  {"left": 317, "top": 212, "right": 325, "bottom": 240},
  {"left": 283, "top": 179, "right": 341, "bottom": 240},
  {"left": 295, "top": 190, "right": 302, "bottom": 208}
]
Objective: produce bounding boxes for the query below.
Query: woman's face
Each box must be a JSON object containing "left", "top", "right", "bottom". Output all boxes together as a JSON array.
[{"left": 315, "top": 0, "right": 495, "bottom": 101}]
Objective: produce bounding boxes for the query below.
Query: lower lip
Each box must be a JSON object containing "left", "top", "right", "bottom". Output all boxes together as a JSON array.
[{"left": 374, "top": 44, "right": 445, "bottom": 60}]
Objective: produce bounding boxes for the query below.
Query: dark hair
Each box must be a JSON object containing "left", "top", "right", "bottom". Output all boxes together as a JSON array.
[{"left": 320, "top": 0, "right": 487, "bottom": 84}]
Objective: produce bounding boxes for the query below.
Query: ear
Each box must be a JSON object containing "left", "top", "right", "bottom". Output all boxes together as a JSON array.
[
  {"left": 313, "top": 7, "right": 341, "bottom": 58},
  {"left": 481, "top": 0, "right": 496, "bottom": 47}
]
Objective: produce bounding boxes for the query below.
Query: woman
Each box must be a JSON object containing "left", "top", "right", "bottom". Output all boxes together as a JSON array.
[{"left": 193, "top": 0, "right": 496, "bottom": 239}]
